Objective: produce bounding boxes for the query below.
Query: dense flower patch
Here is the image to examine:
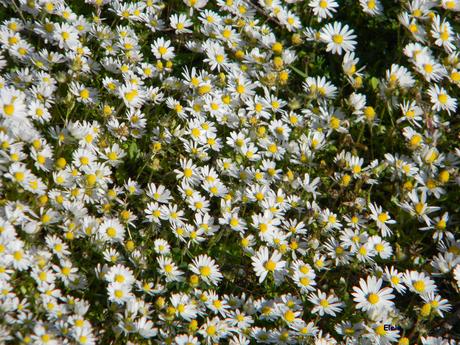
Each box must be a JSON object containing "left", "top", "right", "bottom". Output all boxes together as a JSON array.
[{"left": 0, "top": 0, "right": 459, "bottom": 344}]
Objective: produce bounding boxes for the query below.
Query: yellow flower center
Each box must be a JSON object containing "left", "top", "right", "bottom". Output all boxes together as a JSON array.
[
  {"left": 440, "top": 31, "right": 449, "bottom": 41},
  {"left": 409, "top": 23, "right": 418, "bottom": 33},
  {"left": 332, "top": 34, "right": 344, "bottom": 44},
  {"left": 206, "top": 325, "right": 216, "bottom": 336},
  {"left": 13, "top": 251, "right": 23, "bottom": 261},
  {"left": 272, "top": 42, "right": 283, "bottom": 54},
  {"left": 236, "top": 84, "right": 245, "bottom": 94},
  {"left": 62, "top": 267, "right": 71, "bottom": 276},
  {"left": 436, "top": 219, "right": 446, "bottom": 230},
  {"left": 284, "top": 310, "right": 295, "bottom": 322},
  {"left": 299, "top": 277, "right": 310, "bottom": 286},
  {"left": 364, "top": 106, "right": 375, "bottom": 121},
  {"left": 14, "top": 171, "right": 25, "bottom": 182},
  {"left": 200, "top": 266, "right": 211, "bottom": 277},
  {"left": 264, "top": 260, "right": 276, "bottom": 271},
  {"left": 213, "top": 299, "right": 222, "bottom": 308},
  {"left": 330, "top": 116, "right": 340, "bottom": 129},
  {"left": 423, "top": 64, "right": 433, "bottom": 74},
  {"left": 268, "top": 143, "right": 278, "bottom": 153},
  {"left": 39, "top": 271, "right": 47, "bottom": 281},
  {"left": 438, "top": 93, "right": 448, "bottom": 104},
  {"left": 114, "top": 274, "right": 125, "bottom": 283},
  {"left": 367, "top": 293, "right": 380, "bottom": 304},
  {"left": 41, "top": 214, "right": 51, "bottom": 224},
  {"left": 378, "top": 212, "right": 389, "bottom": 222},
  {"left": 375, "top": 325, "right": 386, "bottom": 336},
  {"left": 3, "top": 104, "right": 14, "bottom": 116},
  {"left": 158, "top": 46, "right": 167, "bottom": 56},
  {"left": 125, "top": 89, "right": 138, "bottom": 102},
  {"left": 451, "top": 71, "right": 460, "bottom": 82},
  {"left": 80, "top": 89, "right": 89, "bottom": 99},
  {"left": 106, "top": 227, "right": 116, "bottom": 238},
  {"left": 425, "top": 150, "right": 438, "bottom": 164},
  {"left": 413, "top": 280, "right": 426, "bottom": 293},
  {"left": 80, "top": 156, "right": 89, "bottom": 165},
  {"left": 415, "top": 202, "right": 424, "bottom": 215},
  {"left": 408, "top": 135, "right": 420, "bottom": 149},
  {"left": 320, "top": 299, "right": 329, "bottom": 307}
]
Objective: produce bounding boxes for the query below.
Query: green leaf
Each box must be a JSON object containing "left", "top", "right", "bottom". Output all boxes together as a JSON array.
[
  {"left": 289, "top": 65, "right": 307, "bottom": 78},
  {"left": 370, "top": 77, "right": 379, "bottom": 90},
  {"left": 128, "top": 142, "right": 139, "bottom": 159}
]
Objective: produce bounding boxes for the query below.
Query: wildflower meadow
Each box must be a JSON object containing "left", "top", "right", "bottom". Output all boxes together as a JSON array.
[{"left": 0, "top": 0, "right": 459, "bottom": 344}]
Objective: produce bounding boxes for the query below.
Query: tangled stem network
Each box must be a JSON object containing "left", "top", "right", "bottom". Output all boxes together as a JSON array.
[{"left": 0, "top": 0, "right": 459, "bottom": 344}]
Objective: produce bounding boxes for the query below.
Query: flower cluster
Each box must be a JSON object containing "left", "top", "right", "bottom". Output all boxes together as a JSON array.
[{"left": 0, "top": 0, "right": 459, "bottom": 344}]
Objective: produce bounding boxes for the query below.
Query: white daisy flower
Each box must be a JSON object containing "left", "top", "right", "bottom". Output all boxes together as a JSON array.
[
  {"left": 170, "top": 13, "right": 193, "bottom": 34},
  {"left": 385, "top": 64, "right": 415, "bottom": 89},
  {"left": 383, "top": 266, "right": 406, "bottom": 294},
  {"left": 308, "top": 289, "right": 343, "bottom": 316},
  {"left": 413, "top": 53, "right": 447, "bottom": 82},
  {"left": 368, "top": 236, "right": 393, "bottom": 259},
  {"left": 119, "top": 83, "right": 146, "bottom": 109},
  {"left": 98, "top": 218, "right": 125, "bottom": 243},
  {"left": 105, "top": 264, "right": 135, "bottom": 286},
  {"left": 320, "top": 22, "right": 357, "bottom": 55},
  {"left": 53, "top": 22, "right": 80, "bottom": 50},
  {"left": 368, "top": 203, "right": 396, "bottom": 237},
  {"left": 360, "top": 0, "right": 383, "bottom": 15},
  {"left": 153, "top": 238, "right": 171, "bottom": 255},
  {"left": 189, "top": 254, "right": 223, "bottom": 286},
  {"left": 309, "top": 0, "right": 338, "bottom": 21},
  {"left": 107, "top": 282, "right": 132, "bottom": 304},
  {"left": 303, "top": 76, "right": 338, "bottom": 99},
  {"left": 0, "top": 87, "right": 27, "bottom": 120},
  {"left": 364, "top": 323, "right": 400, "bottom": 345},
  {"left": 352, "top": 275, "right": 395, "bottom": 313},
  {"left": 151, "top": 37, "right": 175, "bottom": 60},
  {"left": 431, "top": 15, "right": 455, "bottom": 53},
  {"left": 170, "top": 293, "right": 198, "bottom": 320},
  {"left": 403, "top": 270, "right": 437, "bottom": 296},
  {"left": 146, "top": 183, "right": 172, "bottom": 204},
  {"left": 157, "top": 256, "right": 184, "bottom": 282},
  {"left": 251, "top": 246, "right": 287, "bottom": 284},
  {"left": 421, "top": 293, "right": 451, "bottom": 318},
  {"left": 399, "top": 190, "right": 440, "bottom": 226},
  {"left": 427, "top": 84, "right": 457, "bottom": 115}
]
